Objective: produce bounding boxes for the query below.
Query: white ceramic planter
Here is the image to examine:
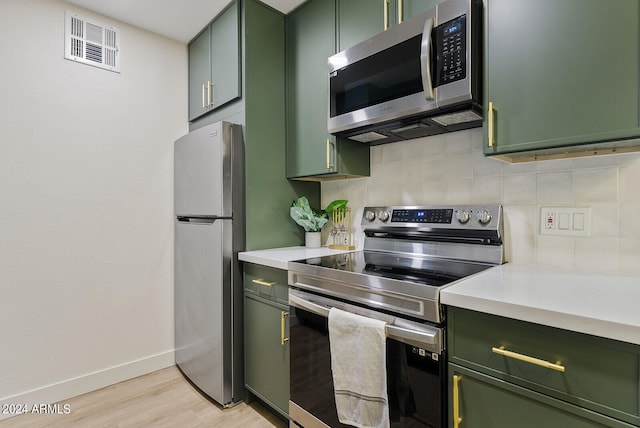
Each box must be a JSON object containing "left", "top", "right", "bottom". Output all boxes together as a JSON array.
[{"left": 305, "top": 232, "right": 321, "bottom": 248}]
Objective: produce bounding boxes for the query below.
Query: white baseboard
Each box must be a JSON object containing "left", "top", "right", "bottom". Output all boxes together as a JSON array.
[{"left": 0, "top": 350, "right": 175, "bottom": 422}]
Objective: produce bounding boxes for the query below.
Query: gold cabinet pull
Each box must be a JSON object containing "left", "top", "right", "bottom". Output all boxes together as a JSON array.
[
  {"left": 281, "top": 311, "right": 289, "bottom": 345},
  {"left": 384, "top": 0, "right": 391, "bottom": 30},
  {"left": 453, "top": 375, "right": 462, "bottom": 428},
  {"left": 488, "top": 101, "right": 495, "bottom": 147},
  {"left": 252, "top": 279, "right": 275, "bottom": 287},
  {"left": 326, "top": 139, "right": 335, "bottom": 169},
  {"left": 492, "top": 346, "right": 566, "bottom": 373},
  {"left": 397, "top": 0, "right": 403, "bottom": 24}
]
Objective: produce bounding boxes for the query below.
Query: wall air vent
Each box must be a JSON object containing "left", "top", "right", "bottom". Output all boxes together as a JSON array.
[{"left": 65, "top": 12, "right": 120, "bottom": 73}]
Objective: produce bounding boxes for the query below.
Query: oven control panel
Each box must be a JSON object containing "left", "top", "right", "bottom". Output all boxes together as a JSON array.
[
  {"left": 362, "top": 205, "right": 501, "bottom": 230},
  {"left": 392, "top": 208, "right": 453, "bottom": 224}
]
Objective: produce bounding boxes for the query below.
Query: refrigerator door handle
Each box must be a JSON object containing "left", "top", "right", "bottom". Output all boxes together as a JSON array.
[{"left": 177, "top": 216, "right": 223, "bottom": 224}]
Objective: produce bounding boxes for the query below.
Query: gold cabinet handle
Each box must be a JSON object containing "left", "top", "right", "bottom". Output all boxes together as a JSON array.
[
  {"left": 326, "top": 139, "right": 335, "bottom": 169},
  {"left": 207, "top": 81, "right": 213, "bottom": 107},
  {"left": 281, "top": 311, "right": 289, "bottom": 345},
  {"left": 492, "top": 346, "right": 566, "bottom": 373},
  {"left": 397, "top": 0, "right": 403, "bottom": 24},
  {"left": 252, "top": 279, "right": 275, "bottom": 287},
  {"left": 488, "top": 101, "right": 495, "bottom": 147},
  {"left": 384, "top": 0, "right": 391, "bottom": 30},
  {"left": 453, "top": 375, "right": 462, "bottom": 428}
]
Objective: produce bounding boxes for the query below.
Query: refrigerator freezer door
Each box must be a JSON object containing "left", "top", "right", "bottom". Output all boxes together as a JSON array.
[
  {"left": 175, "top": 217, "right": 233, "bottom": 405},
  {"left": 174, "top": 122, "right": 230, "bottom": 217}
]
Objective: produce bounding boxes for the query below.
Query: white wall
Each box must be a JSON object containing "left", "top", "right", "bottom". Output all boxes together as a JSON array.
[
  {"left": 0, "top": 0, "right": 187, "bottom": 413},
  {"left": 322, "top": 128, "right": 640, "bottom": 275}
]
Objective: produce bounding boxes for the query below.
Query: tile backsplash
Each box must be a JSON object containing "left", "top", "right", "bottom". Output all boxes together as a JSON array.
[{"left": 321, "top": 128, "right": 640, "bottom": 274}]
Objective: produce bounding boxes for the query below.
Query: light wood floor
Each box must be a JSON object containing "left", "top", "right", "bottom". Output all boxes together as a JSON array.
[{"left": 0, "top": 366, "right": 287, "bottom": 428}]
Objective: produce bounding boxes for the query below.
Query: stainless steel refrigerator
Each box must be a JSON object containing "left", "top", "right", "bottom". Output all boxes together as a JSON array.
[{"left": 174, "top": 121, "right": 244, "bottom": 407}]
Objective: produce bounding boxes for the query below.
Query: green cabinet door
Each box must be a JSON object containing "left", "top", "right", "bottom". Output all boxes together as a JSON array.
[
  {"left": 449, "top": 365, "right": 637, "bottom": 428},
  {"left": 484, "top": 0, "right": 640, "bottom": 157},
  {"left": 337, "top": 0, "right": 384, "bottom": 51},
  {"left": 209, "top": 1, "right": 241, "bottom": 110},
  {"left": 448, "top": 307, "right": 640, "bottom": 424},
  {"left": 188, "top": 1, "right": 241, "bottom": 121},
  {"left": 286, "top": 0, "right": 337, "bottom": 178},
  {"left": 401, "top": 0, "right": 439, "bottom": 21},
  {"left": 338, "top": 0, "right": 438, "bottom": 51},
  {"left": 286, "top": 0, "right": 370, "bottom": 180},
  {"left": 188, "top": 27, "right": 211, "bottom": 121},
  {"left": 244, "top": 293, "right": 290, "bottom": 418}
]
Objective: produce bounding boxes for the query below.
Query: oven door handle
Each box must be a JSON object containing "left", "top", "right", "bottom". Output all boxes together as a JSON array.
[
  {"left": 290, "top": 292, "right": 331, "bottom": 317},
  {"left": 289, "top": 292, "right": 439, "bottom": 348}
]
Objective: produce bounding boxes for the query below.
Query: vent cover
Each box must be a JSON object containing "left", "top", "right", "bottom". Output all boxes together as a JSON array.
[{"left": 65, "top": 12, "right": 120, "bottom": 73}]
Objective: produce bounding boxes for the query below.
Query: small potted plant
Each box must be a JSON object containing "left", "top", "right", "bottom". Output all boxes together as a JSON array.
[
  {"left": 290, "top": 197, "right": 349, "bottom": 248},
  {"left": 290, "top": 196, "right": 327, "bottom": 248}
]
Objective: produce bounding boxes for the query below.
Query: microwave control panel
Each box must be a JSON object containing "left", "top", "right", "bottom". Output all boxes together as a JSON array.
[{"left": 434, "top": 15, "right": 467, "bottom": 87}]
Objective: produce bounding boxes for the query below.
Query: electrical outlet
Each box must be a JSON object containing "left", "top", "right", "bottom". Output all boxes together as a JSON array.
[
  {"left": 540, "top": 207, "right": 591, "bottom": 237},
  {"left": 544, "top": 212, "right": 556, "bottom": 229}
]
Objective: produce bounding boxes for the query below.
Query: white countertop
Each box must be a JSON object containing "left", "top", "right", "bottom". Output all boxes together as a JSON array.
[
  {"left": 238, "top": 246, "right": 355, "bottom": 270},
  {"left": 239, "top": 247, "right": 640, "bottom": 346},
  {"left": 441, "top": 263, "right": 640, "bottom": 346}
]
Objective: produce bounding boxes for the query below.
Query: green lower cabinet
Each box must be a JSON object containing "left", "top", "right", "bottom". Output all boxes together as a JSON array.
[
  {"left": 244, "top": 264, "right": 290, "bottom": 419},
  {"left": 244, "top": 294, "right": 290, "bottom": 418},
  {"left": 448, "top": 364, "right": 637, "bottom": 428},
  {"left": 447, "top": 307, "right": 640, "bottom": 427}
]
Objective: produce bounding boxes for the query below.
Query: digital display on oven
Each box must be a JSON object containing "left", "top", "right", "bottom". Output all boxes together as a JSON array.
[{"left": 391, "top": 209, "right": 453, "bottom": 223}]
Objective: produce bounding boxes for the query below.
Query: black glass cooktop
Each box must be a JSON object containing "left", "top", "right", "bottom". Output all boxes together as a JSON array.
[{"left": 293, "top": 251, "right": 493, "bottom": 288}]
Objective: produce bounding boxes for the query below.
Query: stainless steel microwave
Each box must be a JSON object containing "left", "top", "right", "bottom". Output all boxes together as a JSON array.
[{"left": 328, "top": 0, "right": 482, "bottom": 145}]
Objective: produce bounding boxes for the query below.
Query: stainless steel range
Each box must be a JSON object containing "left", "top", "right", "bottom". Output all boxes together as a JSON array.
[{"left": 288, "top": 204, "right": 504, "bottom": 428}]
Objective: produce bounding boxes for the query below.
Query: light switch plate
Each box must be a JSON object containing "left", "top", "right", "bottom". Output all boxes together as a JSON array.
[{"left": 540, "top": 207, "right": 591, "bottom": 237}]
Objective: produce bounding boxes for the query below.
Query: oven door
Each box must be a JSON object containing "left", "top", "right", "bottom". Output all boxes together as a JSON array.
[{"left": 289, "top": 289, "right": 446, "bottom": 428}]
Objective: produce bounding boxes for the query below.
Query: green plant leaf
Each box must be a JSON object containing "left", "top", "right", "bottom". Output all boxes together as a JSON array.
[
  {"left": 290, "top": 196, "right": 328, "bottom": 232},
  {"left": 325, "top": 199, "right": 348, "bottom": 215}
]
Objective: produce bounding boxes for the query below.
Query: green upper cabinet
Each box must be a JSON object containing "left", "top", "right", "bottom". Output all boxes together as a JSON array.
[
  {"left": 286, "top": 0, "right": 370, "bottom": 180},
  {"left": 338, "top": 0, "right": 439, "bottom": 51},
  {"left": 484, "top": 0, "right": 640, "bottom": 159},
  {"left": 188, "top": 27, "right": 211, "bottom": 121},
  {"left": 188, "top": 1, "right": 241, "bottom": 121}
]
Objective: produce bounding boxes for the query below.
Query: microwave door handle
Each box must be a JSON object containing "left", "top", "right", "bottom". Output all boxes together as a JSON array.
[{"left": 420, "top": 16, "right": 435, "bottom": 101}]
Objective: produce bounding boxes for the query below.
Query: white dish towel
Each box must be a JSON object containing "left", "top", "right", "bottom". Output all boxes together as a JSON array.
[{"left": 328, "top": 307, "right": 390, "bottom": 428}]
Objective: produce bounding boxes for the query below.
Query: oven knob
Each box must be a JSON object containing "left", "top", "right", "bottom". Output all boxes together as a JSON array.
[
  {"left": 364, "top": 210, "right": 376, "bottom": 222},
  {"left": 456, "top": 210, "right": 470, "bottom": 224},
  {"left": 476, "top": 210, "right": 492, "bottom": 225},
  {"left": 377, "top": 211, "right": 390, "bottom": 222}
]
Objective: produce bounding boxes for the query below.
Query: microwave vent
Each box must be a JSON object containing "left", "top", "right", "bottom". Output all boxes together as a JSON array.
[
  {"left": 349, "top": 132, "right": 388, "bottom": 143},
  {"left": 431, "top": 110, "right": 482, "bottom": 127}
]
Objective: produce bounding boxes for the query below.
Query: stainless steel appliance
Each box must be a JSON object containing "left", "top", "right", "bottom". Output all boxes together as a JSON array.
[
  {"left": 328, "top": 0, "right": 482, "bottom": 145},
  {"left": 288, "top": 204, "right": 504, "bottom": 428},
  {"left": 174, "top": 121, "right": 244, "bottom": 407}
]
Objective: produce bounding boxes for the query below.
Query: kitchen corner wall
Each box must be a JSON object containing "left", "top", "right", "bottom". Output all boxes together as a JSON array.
[
  {"left": 0, "top": 0, "right": 186, "bottom": 414},
  {"left": 322, "top": 128, "right": 640, "bottom": 275}
]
